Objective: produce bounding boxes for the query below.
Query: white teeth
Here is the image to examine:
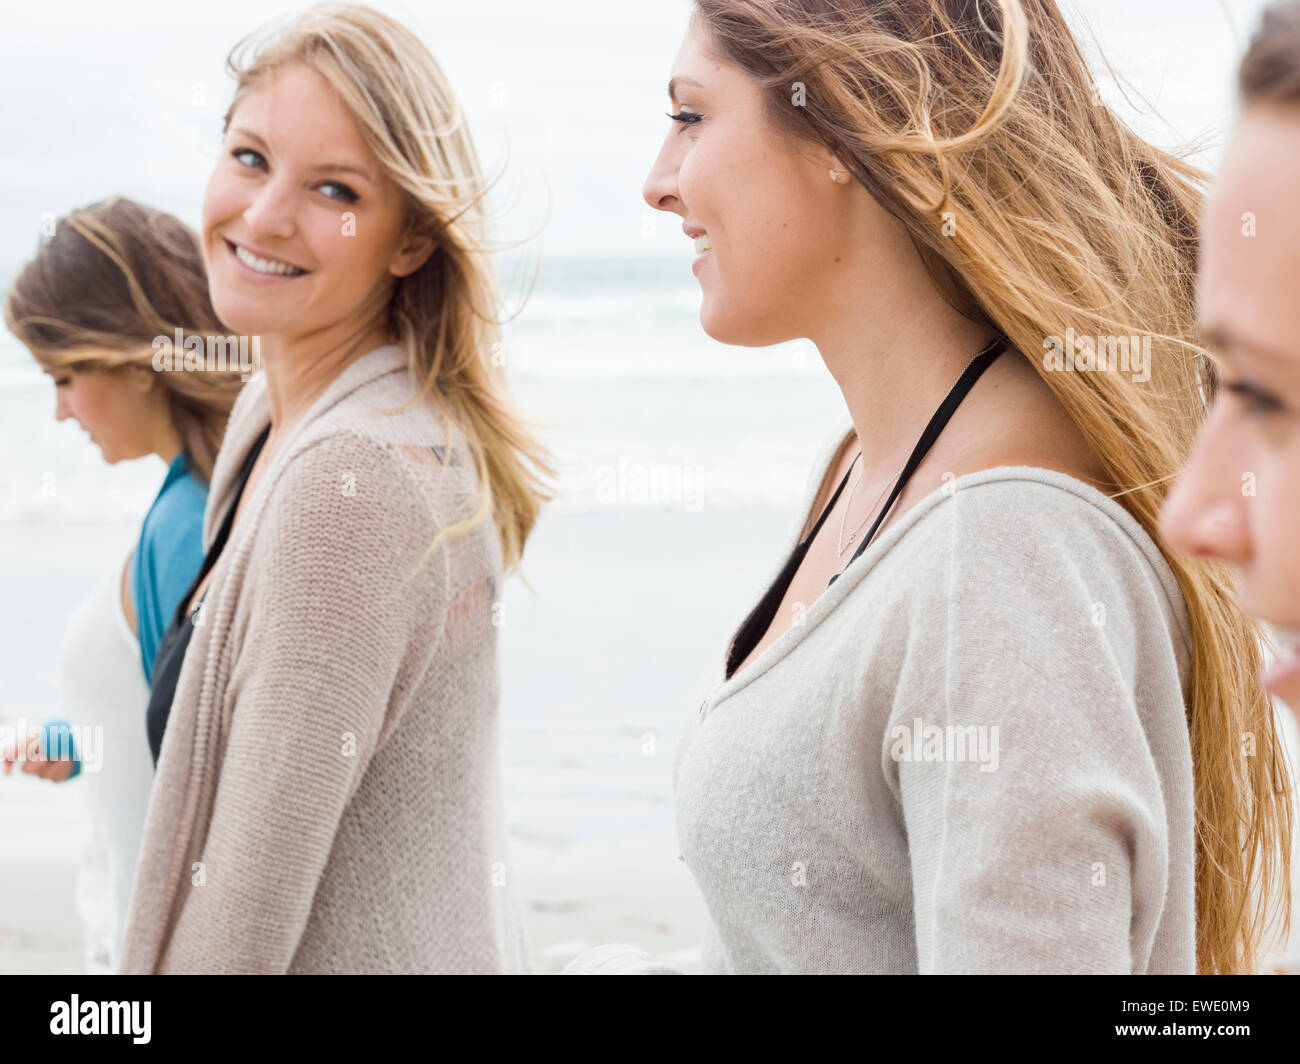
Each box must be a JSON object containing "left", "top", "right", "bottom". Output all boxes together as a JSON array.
[
  {"left": 233, "top": 243, "right": 305, "bottom": 276},
  {"left": 693, "top": 233, "right": 712, "bottom": 254}
]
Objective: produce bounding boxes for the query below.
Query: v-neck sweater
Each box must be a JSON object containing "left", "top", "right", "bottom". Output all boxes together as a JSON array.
[
  {"left": 672, "top": 420, "right": 1197, "bottom": 974},
  {"left": 117, "top": 343, "right": 529, "bottom": 974}
]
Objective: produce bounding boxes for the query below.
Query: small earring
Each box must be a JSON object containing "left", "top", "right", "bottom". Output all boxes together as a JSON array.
[{"left": 829, "top": 168, "right": 847, "bottom": 183}]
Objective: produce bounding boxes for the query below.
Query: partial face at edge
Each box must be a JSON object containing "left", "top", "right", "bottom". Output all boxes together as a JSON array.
[{"left": 1160, "top": 101, "right": 1300, "bottom": 709}]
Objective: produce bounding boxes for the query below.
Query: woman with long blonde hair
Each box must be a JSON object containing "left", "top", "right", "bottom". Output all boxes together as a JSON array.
[
  {"left": 117, "top": 3, "right": 553, "bottom": 973},
  {"left": 623, "top": 0, "right": 1291, "bottom": 975}
]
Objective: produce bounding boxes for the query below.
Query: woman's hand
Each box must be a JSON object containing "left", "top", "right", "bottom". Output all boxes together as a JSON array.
[{"left": 1, "top": 738, "right": 77, "bottom": 782}]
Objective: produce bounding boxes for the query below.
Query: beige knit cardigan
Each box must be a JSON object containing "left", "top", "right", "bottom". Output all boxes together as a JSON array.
[{"left": 117, "top": 343, "right": 530, "bottom": 973}]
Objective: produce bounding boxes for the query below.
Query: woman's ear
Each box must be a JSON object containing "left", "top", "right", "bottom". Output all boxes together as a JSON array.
[
  {"left": 822, "top": 150, "right": 855, "bottom": 184},
  {"left": 389, "top": 233, "right": 436, "bottom": 278},
  {"left": 127, "top": 363, "right": 156, "bottom": 393},
  {"left": 800, "top": 128, "right": 856, "bottom": 185}
]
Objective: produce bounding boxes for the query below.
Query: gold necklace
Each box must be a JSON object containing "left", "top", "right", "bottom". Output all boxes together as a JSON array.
[
  {"left": 837, "top": 453, "right": 906, "bottom": 557},
  {"left": 834, "top": 345, "right": 1000, "bottom": 559}
]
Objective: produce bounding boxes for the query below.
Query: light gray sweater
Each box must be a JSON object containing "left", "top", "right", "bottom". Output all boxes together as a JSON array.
[{"left": 671, "top": 424, "right": 1197, "bottom": 974}]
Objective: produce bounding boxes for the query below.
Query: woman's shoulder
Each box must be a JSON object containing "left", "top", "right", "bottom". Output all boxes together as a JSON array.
[
  {"left": 264, "top": 422, "right": 478, "bottom": 553},
  {"left": 242, "top": 426, "right": 489, "bottom": 625},
  {"left": 294, "top": 368, "right": 477, "bottom": 491},
  {"left": 882, "top": 466, "right": 1193, "bottom": 659},
  {"left": 137, "top": 455, "right": 207, "bottom": 563},
  {"left": 911, "top": 467, "right": 1169, "bottom": 565}
]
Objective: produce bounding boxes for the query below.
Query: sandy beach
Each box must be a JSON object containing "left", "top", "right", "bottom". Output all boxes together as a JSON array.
[{"left": 0, "top": 501, "right": 799, "bottom": 974}]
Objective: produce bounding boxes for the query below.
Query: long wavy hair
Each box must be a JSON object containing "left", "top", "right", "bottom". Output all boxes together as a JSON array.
[
  {"left": 692, "top": 0, "right": 1293, "bottom": 973},
  {"left": 219, "top": 2, "right": 554, "bottom": 573},
  {"left": 3, "top": 196, "right": 243, "bottom": 480}
]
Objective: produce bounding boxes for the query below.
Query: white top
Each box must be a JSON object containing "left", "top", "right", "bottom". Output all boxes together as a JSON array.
[
  {"left": 672, "top": 423, "right": 1197, "bottom": 973},
  {"left": 57, "top": 559, "right": 155, "bottom": 973}
]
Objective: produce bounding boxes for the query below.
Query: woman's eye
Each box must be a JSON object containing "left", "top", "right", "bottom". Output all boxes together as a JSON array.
[
  {"left": 318, "top": 181, "right": 359, "bottom": 204},
  {"left": 667, "top": 109, "right": 702, "bottom": 131},
  {"left": 53, "top": 376, "right": 70, "bottom": 388},
  {"left": 229, "top": 147, "right": 357, "bottom": 203},
  {"left": 1224, "top": 380, "right": 1285, "bottom": 417},
  {"left": 231, "top": 147, "right": 266, "bottom": 170}
]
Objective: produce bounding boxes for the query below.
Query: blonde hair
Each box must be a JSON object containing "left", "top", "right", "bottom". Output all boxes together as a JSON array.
[
  {"left": 221, "top": 2, "right": 554, "bottom": 573},
  {"left": 3, "top": 196, "right": 243, "bottom": 480},
  {"left": 694, "top": 0, "right": 1292, "bottom": 973}
]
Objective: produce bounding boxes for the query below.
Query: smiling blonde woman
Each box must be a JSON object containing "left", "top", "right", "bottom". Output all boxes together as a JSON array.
[
  {"left": 116, "top": 4, "right": 553, "bottom": 974},
  {"left": 625, "top": 0, "right": 1291, "bottom": 975}
]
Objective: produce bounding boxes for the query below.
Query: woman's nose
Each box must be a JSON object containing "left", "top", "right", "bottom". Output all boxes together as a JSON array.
[
  {"left": 642, "top": 139, "right": 682, "bottom": 214},
  {"left": 1159, "top": 424, "right": 1252, "bottom": 566},
  {"left": 242, "top": 174, "right": 298, "bottom": 240},
  {"left": 1161, "top": 490, "right": 1251, "bottom": 566}
]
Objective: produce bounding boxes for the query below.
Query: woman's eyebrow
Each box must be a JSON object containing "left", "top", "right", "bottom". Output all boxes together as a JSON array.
[
  {"left": 668, "top": 75, "right": 703, "bottom": 105},
  {"left": 1201, "top": 325, "right": 1300, "bottom": 386},
  {"left": 1203, "top": 325, "right": 1288, "bottom": 364},
  {"left": 310, "top": 160, "right": 373, "bottom": 182},
  {"left": 229, "top": 125, "right": 267, "bottom": 146}
]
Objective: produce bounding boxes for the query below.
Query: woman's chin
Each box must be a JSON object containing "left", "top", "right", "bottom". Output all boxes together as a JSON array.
[
  {"left": 210, "top": 306, "right": 274, "bottom": 341},
  {"left": 699, "top": 299, "right": 738, "bottom": 345},
  {"left": 700, "top": 301, "right": 785, "bottom": 348}
]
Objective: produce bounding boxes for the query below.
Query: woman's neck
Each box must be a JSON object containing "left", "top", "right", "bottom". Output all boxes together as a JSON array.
[
  {"left": 257, "top": 324, "right": 393, "bottom": 433},
  {"left": 812, "top": 298, "right": 998, "bottom": 477},
  {"left": 152, "top": 420, "right": 183, "bottom": 468}
]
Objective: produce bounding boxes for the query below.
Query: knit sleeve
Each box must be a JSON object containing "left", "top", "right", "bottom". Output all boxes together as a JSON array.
[
  {"left": 884, "top": 480, "right": 1189, "bottom": 974},
  {"left": 160, "top": 433, "right": 450, "bottom": 974}
]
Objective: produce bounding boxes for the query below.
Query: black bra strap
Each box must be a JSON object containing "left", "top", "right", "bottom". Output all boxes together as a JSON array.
[
  {"left": 170, "top": 424, "right": 271, "bottom": 629},
  {"left": 804, "top": 455, "right": 856, "bottom": 547},
  {"left": 843, "top": 335, "right": 1008, "bottom": 570}
]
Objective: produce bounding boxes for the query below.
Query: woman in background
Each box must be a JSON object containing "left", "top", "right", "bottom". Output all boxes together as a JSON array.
[
  {"left": 1, "top": 196, "right": 243, "bottom": 971},
  {"left": 1160, "top": 0, "right": 1300, "bottom": 972},
  {"left": 117, "top": 4, "right": 552, "bottom": 973},
  {"left": 627, "top": 0, "right": 1290, "bottom": 974}
]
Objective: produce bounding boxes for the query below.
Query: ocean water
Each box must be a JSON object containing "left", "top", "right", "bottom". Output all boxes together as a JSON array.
[{"left": 0, "top": 255, "right": 846, "bottom": 527}]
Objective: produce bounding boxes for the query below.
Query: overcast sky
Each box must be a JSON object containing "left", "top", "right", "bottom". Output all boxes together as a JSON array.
[{"left": 0, "top": 0, "right": 1274, "bottom": 268}]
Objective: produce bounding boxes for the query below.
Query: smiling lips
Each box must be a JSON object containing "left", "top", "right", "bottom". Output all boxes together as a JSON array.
[
  {"left": 226, "top": 238, "right": 308, "bottom": 277},
  {"left": 683, "top": 224, "right": 712, "bottom": 257}
]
